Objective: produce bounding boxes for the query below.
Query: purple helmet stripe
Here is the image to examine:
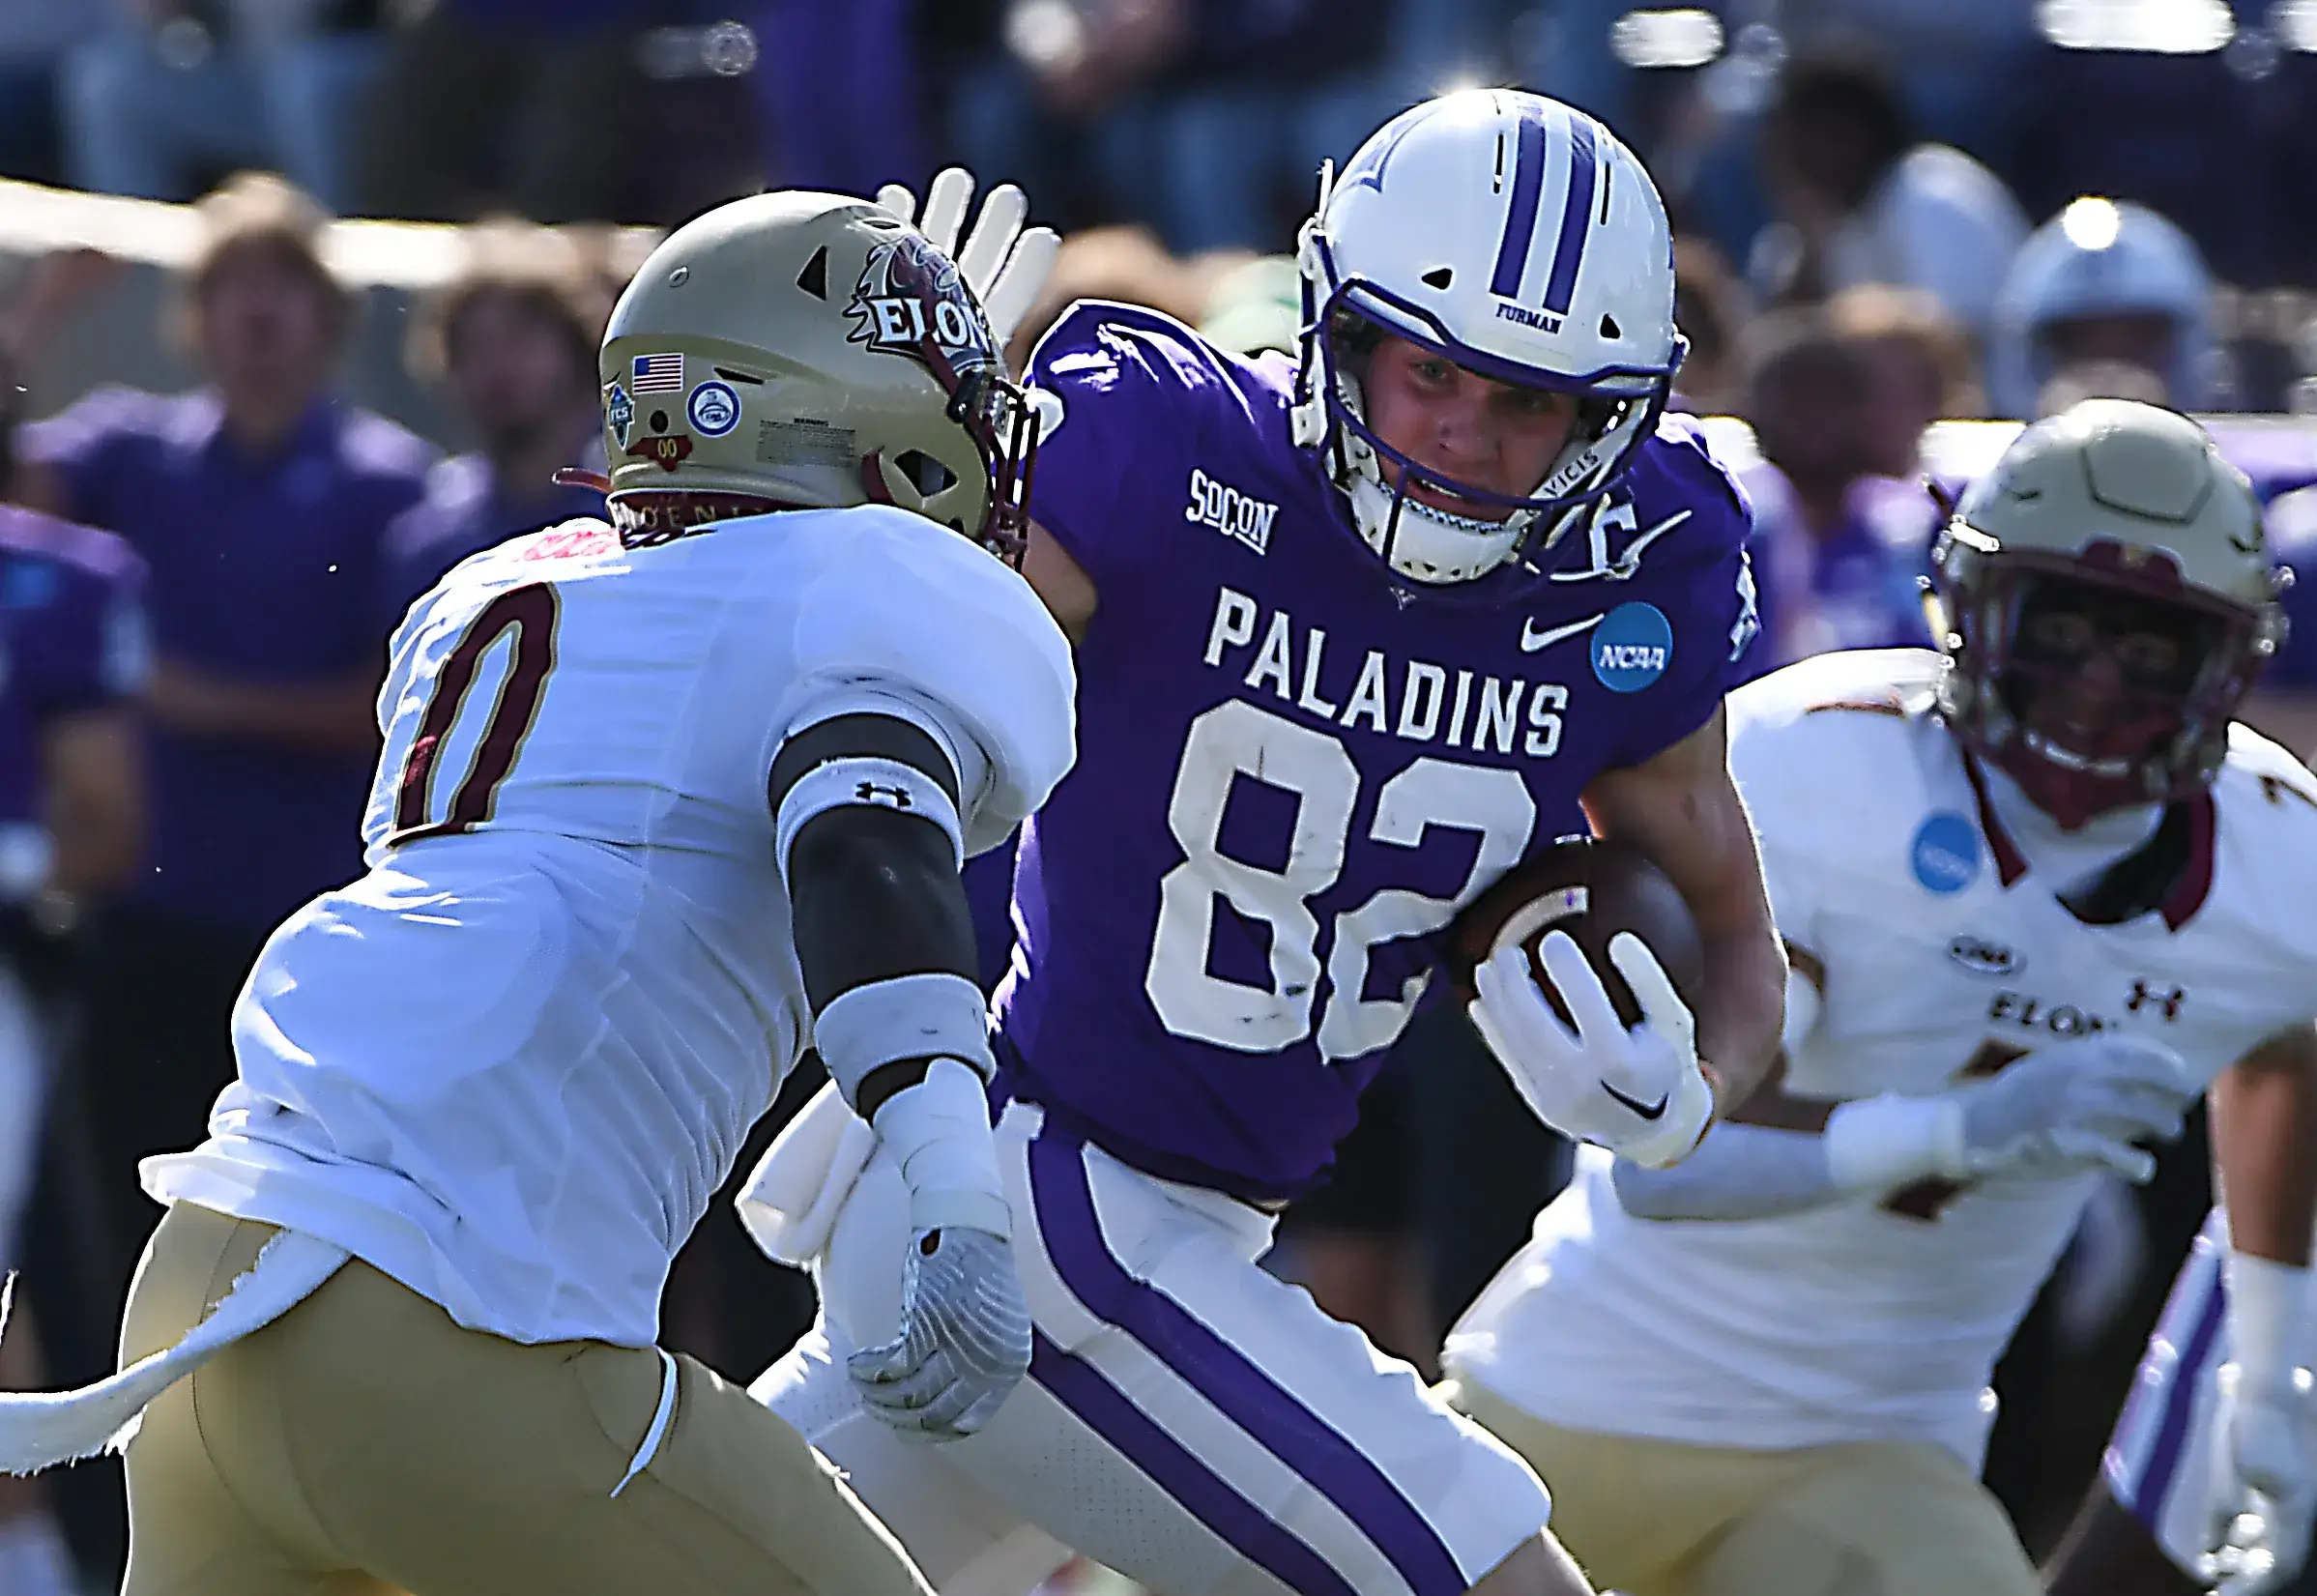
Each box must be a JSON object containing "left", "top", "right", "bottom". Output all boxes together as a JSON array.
[
  {"left": 1028, "top": 1334, "right": 1361, "bottom": 1596},
  {"left": 1540, "top": 117, "right": 1599, "bottom": 317},
  {"left": 1488, "top": 100, "right": 1550, "bottom": 300},
  {"left": 1026, "top": 1121, "right": 1469, "bottom": 1595}
]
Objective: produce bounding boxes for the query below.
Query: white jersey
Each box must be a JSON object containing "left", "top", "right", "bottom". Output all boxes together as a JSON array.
[
  {"left": 1447, "top": 648, "right": 2317, "bottom": 1465},
  {"left": 145, "top": 506, "right": 1075, "bottom": 1349}
]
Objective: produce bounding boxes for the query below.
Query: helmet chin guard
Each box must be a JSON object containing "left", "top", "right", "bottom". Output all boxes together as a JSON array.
[{"left": 1289, "top": 91, "right": 1685, "bottom": 585}]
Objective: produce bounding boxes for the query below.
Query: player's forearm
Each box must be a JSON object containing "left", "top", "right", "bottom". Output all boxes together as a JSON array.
[
  {"left": 1612, "top": 1120, "right": 1843, "bottom": 1219},
  {"left": 2215, "top": 1029, "right": 2317, "bottom": 1268},
  {"left": 42, "top": 709, "right": 143, "bottom": 895},
  {"left": 2214, "top": 1030, "right": 2317, "bottom": 1406},
  {"left": 1582, "top": 709, "right": 1785, "bottom": 1112},
  {"left": 1613, "top": 1090, "right": 1963, "bottom": 1221},
  {"left": 1694, "top": 915, "right": 1786, "bottom": 1115},
  {"left": 144, "top": 658, "right": 381, "bottom": 755}
]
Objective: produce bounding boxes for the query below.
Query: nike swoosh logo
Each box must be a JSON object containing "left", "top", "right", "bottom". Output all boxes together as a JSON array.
[
  {"left": 1602, "top": 1082, "right": 1668, "bottom": 1120},
  {"left": 1549, "top": 508, "right": 1694, "bottom": 583},
  {"left": 1521, "top": 613, "right": 1604, "bottom": 653}
]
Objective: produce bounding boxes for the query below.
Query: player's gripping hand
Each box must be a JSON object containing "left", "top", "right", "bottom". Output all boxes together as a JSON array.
[
  {"left": 2204, "top": 1377, "right": 2317, "bottom": 1595},
  {"left": 1468, "top": 932, "right": 1715, "bottom": 1170},
  {"left": 847, "top": 1223, "right": 1032, "bottom": 1442},
  {"left": 1949, "top": 1033, "right": 2194, "bottom": 1183},
  {"left": 877, "top": 167, "right": 1059, "bottom": 355}
]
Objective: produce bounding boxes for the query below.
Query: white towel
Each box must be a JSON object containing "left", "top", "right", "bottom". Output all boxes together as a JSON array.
[
  {"left": 0, "top": 1229, "right": 348, "bottom": 1475},
  {"left": 738, "top": 1081, "right": 877, "bottom": 1267}
]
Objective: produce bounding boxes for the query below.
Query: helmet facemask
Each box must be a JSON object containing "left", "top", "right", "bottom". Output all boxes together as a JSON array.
[
  {"left": 1289, "top": 156, "right": 1682, "bottom": 588},
  {"left": 842, "top": 229, "right": 1040, "bottom": 567},
  {"left": 1934, "top": 532, "right": 2277, "bottom": 827},
  {"left": 1306, "top": 300, "right": 1661, "bottom": 586}
]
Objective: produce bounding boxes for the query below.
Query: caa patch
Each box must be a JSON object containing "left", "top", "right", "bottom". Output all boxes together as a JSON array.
[
  {"left": 604, "top": 382, "right": 634, "bottom": 450},
  {"left": 1591, "top": 601, "right": 1672, "bottom": 693},
  {"left": 687, "top": 380, "right": 740, "bottom": 438},
  {"left": 1947, "top": 934, "right": 2021, "bottom": 975},
  {"left": 1911, "top": 812, "right": 1981, "bottom": 894}
]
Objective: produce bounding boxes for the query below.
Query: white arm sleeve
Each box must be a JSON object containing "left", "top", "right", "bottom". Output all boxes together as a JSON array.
[
  {"left": 1611, "top": 1093, "right": 1965, "bottom": 1221},
  {"left": 1610, "top": 1121, "right": 1846, "bottom": 1221}
]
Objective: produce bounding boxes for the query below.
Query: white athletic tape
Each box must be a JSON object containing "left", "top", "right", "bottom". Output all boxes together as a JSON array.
[{"left": 0, "top": 1230, "right": 349, "bottom": 1475}]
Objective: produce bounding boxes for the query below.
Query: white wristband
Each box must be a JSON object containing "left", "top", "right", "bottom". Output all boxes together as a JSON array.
[
  {"left": 872, "top": 1057, "right": 1012, "bottom": 1239},
  {"left": 1823, "top": 1093, "right": 1967, "bottom": 1193},
  {"left": 2227, "top": 1249, "right": 2314, "bottom": 1400},
  {"left": 814, "top": 971, "right": 996, "bottom": 1102}
]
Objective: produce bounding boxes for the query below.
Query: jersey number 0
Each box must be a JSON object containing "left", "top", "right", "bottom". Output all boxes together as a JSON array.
[{"left": 390, "top": 583, "right": 561, "bottom": 844}]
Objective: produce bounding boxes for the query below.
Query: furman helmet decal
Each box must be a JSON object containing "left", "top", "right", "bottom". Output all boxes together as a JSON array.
[{"left": 845, "top": 233, "right": 1000, "bottom": 383}]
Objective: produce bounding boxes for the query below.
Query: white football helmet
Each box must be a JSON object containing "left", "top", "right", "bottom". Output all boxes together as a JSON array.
[
  {"left": 1292, "top": 89, "right": 1684, "bottom": 585},
  {"left": 1987, "top": 197, "right": 2217, "bottom": 421}
]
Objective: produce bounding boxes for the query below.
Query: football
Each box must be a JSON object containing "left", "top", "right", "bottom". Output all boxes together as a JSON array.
[{"left": 1444, "top": 835, "right": 1705, "bottom": 1029}]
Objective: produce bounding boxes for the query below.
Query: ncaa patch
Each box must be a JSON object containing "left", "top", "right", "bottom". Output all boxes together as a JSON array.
[
  {"left": 1911, "top": 813, "right": 1981, "bottom": 894},
  {"left": 1591, "top": 601, "right": 1672, "bottom": 692},
  {"left": 604, "top": 382, "right": 634, "bottom": 450},
  {"left": 687, "top": 380, "right": 740, "bottom": 438}
]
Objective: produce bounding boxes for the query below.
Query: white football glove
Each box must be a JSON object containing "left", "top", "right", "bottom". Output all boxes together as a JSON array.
[
  {"left": 877, "top": 167, "right": 1059, "bottom": 355},
  {"left": 1949, "top": 1033, "right": 2194, "bottom": 1183},
  {"left": 1468, "top": 932, "right": 1714, "bottom": 1170},
  {"left": 2204, "top": 1372, "right": 2317, "bottom": 1595},
  {"left": 847, "top": 1222, "right": 1032, "bottom": 1442}
]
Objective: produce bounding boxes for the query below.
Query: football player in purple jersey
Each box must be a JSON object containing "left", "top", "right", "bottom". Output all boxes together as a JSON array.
[{"left": 757, "top": 93, "right": 1786, "bottom": 1596}]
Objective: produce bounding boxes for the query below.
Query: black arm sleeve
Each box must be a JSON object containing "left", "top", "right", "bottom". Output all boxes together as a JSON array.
[{"left": 771, "top": 712, "right": 981, "bottom": 1117}]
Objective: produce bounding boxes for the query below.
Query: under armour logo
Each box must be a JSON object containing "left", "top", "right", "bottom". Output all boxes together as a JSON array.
[
  {"left": 2126, "top": 980, "right": 2185, "bottom": 1021},
  {"left": 855, "top": 781, "right": 913, "bottom": 808}
]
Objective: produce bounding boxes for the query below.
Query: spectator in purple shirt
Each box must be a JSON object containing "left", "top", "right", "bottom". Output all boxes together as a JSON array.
[
  {"left": 383, "top": 220, "right": 609, "bottom": 605},
  {"left": 9, "top": 172, "right": 432, "bottom": 1302},
  {"left": 0, "top": 355, "right": 145, "bottom": 1596},
  {"left": 1737, "top": 305, "right": 1938, "bottom": 674}
]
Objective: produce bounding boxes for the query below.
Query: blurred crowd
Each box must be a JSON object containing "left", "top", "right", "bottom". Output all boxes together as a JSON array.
[{"left": 10, "top": 1, "right": 2317, "bottom": 1591}]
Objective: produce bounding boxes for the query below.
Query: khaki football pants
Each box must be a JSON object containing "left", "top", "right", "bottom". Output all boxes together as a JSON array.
[
  {"left": 118, "top": 1203, "right": 934, "bottom": 1596},
  {"left": 1446, "top": 1375, "right": 2042, "bottom": 1596}
]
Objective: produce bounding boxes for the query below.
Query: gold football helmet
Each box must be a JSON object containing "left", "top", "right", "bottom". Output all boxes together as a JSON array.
[
  {"left": 597, "top": 189, "right": 1036, "bottom": 560},
  {"left": 1928, "top": 398, "right": 2288, "bottom": 823}
]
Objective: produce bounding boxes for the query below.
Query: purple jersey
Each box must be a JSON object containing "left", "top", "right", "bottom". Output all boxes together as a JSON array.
[
  {"left": 0, "top": 506, "right": 146, "bottom": 827},
  {"left": 994, "top": 303, "right": 1758, "bottom": 1201}
]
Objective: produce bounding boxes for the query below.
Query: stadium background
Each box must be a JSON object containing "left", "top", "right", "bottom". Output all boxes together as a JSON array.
[{"left": 8, "top": 1, "right": 2317, "bottom": 1591}]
